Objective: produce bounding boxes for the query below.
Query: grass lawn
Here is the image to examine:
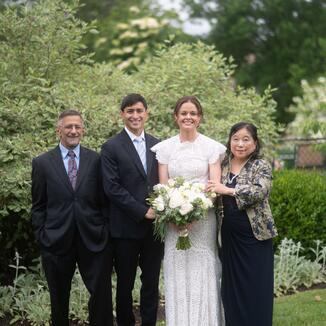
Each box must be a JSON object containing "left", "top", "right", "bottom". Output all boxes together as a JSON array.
[
  {"left": 273, "top": 289, "right": 326, "bottom": 326},
  {"left": 156, "top": 289, "right": 326, "bottom": 326}
]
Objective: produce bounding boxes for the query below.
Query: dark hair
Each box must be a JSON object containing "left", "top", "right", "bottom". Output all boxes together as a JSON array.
[
  {"left": 173, "top": 96, "right": 204, "bottom": 117},
  {"left": 225, "top": 122, "right": 261, "bottom": 160},
  {"left": 120, "top": 93, "right": 148, "bottom": 111},
  {"left": 57, "top": 109, "right": 83, "bottom": 125}
]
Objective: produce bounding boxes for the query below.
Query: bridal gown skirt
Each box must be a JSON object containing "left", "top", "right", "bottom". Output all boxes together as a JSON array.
[{"left": 163, "top": 209, "right": 224, "bottom": 326}]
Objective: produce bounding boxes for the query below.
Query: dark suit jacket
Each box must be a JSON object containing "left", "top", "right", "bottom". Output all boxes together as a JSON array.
[
  {"left": 31, "top": 145, "right": 109, "bottom": 255},
  {"left": 101, "top": 129, "right": 159, "bottom": 239}
]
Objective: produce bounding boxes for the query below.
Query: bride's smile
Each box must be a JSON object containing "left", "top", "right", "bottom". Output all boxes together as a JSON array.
[{"left": 175, "top": 101, "right": 201, "bottom": 134}]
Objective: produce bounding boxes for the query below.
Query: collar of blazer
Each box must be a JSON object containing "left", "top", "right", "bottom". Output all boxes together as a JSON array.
[
  {"left": 49, "top": 145, "right": 91, "bottom": 192},
  {"left": 120, "top": 129, "right": 155, "bottom": 179}
]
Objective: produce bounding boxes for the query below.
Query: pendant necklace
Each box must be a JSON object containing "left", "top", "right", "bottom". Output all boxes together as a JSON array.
[
  {"left": 227, "top": 172, "right": 238, "bottom": 184},
  {"left": 227, "top": 156, "right": 251, "bottom": 184}
]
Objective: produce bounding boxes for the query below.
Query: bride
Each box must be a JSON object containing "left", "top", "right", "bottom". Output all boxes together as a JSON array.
[{"left": 151, "top": 96, "right": 225, "bottom": 326}]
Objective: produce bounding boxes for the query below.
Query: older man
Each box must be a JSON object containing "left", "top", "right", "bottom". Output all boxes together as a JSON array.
[{"left": 31, "top": 109, "right": 113, "bottom": 326}]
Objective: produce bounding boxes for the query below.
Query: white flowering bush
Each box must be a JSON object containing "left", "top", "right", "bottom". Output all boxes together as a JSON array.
[
  {"left": 148, "top": 177, "right": 215, "bottom": 250},
  {"left": 288, "top": 77, "right": 326, "bottom": 141}
]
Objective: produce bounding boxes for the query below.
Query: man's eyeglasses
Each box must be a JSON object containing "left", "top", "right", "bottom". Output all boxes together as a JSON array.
[{"left": 63, "top": 124, "right": 83, "bottom": 130}]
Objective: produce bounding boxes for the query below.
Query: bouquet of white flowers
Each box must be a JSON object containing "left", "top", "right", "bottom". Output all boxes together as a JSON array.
[{"left": 148, "top": 177, "right": 216, "bottom": 250}]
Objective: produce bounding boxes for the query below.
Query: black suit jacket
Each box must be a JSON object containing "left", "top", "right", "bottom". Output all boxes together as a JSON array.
[
  {"left": 101, "top": 129, "right": 159, "bottom": 239},
  {"left": 31, "top": 145, "right": 109, "bottom": 255}
]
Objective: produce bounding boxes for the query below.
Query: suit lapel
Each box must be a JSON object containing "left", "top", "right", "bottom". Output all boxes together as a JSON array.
[
  {"left": 74, "top": 146, "right": 90, "bottom": 192},
  {"left": 120, "top": 129, "right": 147, "bottom": 180},
  {"left": 49, "top": 146, "right": 74, "bottom": 192},
  {"left": 145, "top": 133, "right": 156, "bottom": 176}
]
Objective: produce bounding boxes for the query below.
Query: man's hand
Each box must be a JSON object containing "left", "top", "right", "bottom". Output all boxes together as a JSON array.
[{"left": 145, "top": 207, "right": 156, "bottom": 219}]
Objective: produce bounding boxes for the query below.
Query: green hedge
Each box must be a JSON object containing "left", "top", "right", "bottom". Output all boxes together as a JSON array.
[{"left": 271, "top": 169, "right": 326, "bottom": 254}]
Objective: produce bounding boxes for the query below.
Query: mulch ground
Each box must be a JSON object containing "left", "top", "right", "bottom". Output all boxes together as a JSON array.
[{"left": 282, "top": 282, "right": 326, "bottom": 297}]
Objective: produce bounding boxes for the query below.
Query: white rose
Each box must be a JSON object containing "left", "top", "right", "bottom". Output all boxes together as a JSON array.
[
  {"left": 202, "top": 198, "right": 213, "bottom": 209},
  {"left": 179, "top": 202, "right": 193, "bottom": 215},
  {"left": 192, "top": 182, "right": 205, "bottom": 192},
  {"left": 192, "top": 192, "right": 205, "bottom": 202},
  {"left": 153, "top": 183, "right": 167, "bottom": 192},
  {"left": 153, "top": 195, "right": 165, "bottom": 211},
  {"left": 183, "top": 181, "right": 191, "bottom": 189},
  {"left": 169, "top": 189, "right": 184, "bottom": 208},
  {"left": 184, "top": 189, "right": 198, "bottom": 203},
  {"left": 168, "top": 179, "right": 176, "bottom": 187}
]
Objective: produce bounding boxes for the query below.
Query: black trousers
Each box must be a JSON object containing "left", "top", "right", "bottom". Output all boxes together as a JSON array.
[
  {"left": 41, "top": 235, "right": 113, "bottom": 326},
  {"left": 113, "top": 231, "right": 163, "bottom": 326}
]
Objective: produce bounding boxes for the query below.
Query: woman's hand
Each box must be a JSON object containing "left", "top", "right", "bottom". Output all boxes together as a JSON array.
[{"left": 206, "top": 180, "right": 235, "bottom": 196}]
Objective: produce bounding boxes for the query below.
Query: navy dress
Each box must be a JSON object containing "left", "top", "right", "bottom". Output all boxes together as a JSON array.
[{"left": 221, "top": 173, "right": 274, "bottom": 326}]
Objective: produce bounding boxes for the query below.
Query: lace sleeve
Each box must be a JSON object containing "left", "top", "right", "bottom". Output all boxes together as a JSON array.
[
  {"left": 151, "top": 139, "right": 172, "bottom": 164},
  {"left": 208, "top": 141, "right": 226, "bottom": 164}
]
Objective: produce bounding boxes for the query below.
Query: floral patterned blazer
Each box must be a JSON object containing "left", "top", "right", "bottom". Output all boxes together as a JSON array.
[{"left": 217, "top": 157, "right": 278, "bottom": 241}]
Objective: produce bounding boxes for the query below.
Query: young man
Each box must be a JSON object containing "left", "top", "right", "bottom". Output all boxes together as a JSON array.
[
  {"left": 31, "top": 109, "right": 113, "bottom": 326},
  {"left": 101, "top": 94, "right": 163, "bottom": 326}
]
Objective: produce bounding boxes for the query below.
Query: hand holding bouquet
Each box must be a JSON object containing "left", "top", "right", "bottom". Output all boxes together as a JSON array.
[{"left": 148, "top": 177, "right": 216, "bottom": 250}]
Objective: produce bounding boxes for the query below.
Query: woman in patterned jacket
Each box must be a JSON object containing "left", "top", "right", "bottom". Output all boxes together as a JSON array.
[{"left": 206, "top": 122, "right": 277, "bottom": 326}]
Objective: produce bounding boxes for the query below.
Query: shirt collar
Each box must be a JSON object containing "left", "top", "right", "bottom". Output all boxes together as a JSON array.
[
  {"left": 124, "top": 127, "right": 145, "bottom": 142},
  {"left": 59, "top": 142, "right": 81, "bottom": 159}
]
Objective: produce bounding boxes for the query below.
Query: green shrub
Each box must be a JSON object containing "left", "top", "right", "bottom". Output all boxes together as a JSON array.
[
  {"left": 274, "top": 238, "right": 326, "bottom": 296},
  {"left": 0, "top": 0, "right": 279, "bottom": 283},
  {"left": 271, "top": 169, "right": 326, "bottom": 253}
]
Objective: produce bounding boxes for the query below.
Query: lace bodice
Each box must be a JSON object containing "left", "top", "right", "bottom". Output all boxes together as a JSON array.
[{"left": 151, "top": 133, "right": 225, "bottom": 183}]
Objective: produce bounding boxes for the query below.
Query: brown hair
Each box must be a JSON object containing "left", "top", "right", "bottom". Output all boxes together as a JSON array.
[{"left": 173, "top": 96, "right": 203, "bottom": 117}]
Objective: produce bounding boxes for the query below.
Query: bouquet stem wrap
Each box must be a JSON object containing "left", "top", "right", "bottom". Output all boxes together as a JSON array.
[{"left": 176, "top": 228, "right": 191, "bottom": 250}]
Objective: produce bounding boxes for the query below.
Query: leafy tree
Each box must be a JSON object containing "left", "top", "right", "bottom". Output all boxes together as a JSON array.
[
  {"left": 182, "top": 0, "right": 326, "bottom": 124},
  {"left": 131, "top": 42, "right": 279, "bottom": 152},
  {"left": 74, "top": 0, "right": 116, "bottom": 22},
  {"left": 75, "top": 0, "right": 148, "bottom": 64},
  {"left": 0, "top": 0, "right": 278, "bottom": 283},
  {"left": 80, "top": 0, "right": 193, "bottom": 67}
]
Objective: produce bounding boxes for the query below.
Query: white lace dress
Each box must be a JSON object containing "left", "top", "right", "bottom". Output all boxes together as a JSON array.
[{"left": 151, "top": 134, "right": 226, "bottom": 326}]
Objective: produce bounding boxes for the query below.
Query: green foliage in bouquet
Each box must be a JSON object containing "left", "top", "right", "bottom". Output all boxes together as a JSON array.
[
  {"left": 270, "top": 169, "right": 326, "bottom": 256},
  {"left": 148, "top": 177, "right": 215, "bottom": 250},
  {"left": 0, "top": 0, "right": 278, "bottom": 280}
]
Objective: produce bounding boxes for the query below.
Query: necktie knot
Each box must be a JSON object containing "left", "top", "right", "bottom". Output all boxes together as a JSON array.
[
  {"left": 68, "top": 150, "right": 75, "bottom": 158},
  {"left": 134, "top": 137, "right": 143, "bottom": 144}
]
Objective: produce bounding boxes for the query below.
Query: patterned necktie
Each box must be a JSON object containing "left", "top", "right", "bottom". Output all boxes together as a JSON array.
[
  {"left": 67, "top": 150, "right": 78, "bottom": 189},
  {"left": 134, "top": 137, "right": 147, "bottom": 173}
]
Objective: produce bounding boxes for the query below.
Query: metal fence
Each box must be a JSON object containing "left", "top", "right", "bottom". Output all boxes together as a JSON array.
[{"left": 273, "top": 137, "right": 326, "bottom": 170}]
